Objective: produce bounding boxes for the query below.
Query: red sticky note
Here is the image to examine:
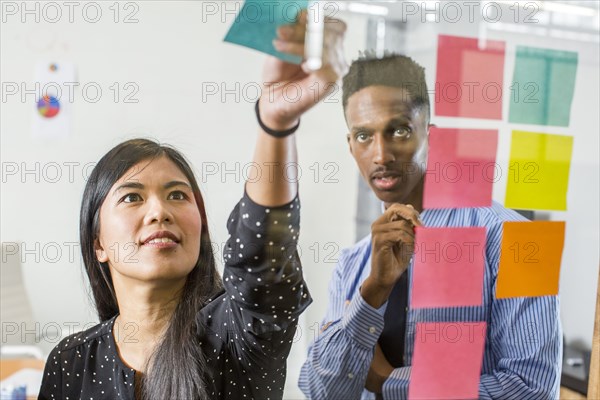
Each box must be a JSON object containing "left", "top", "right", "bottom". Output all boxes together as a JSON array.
[
  {"left": 423, "top": 127, "right": 498, "bottom": 209},
  {"left": 411, "top": 227, "right": 486, "bottom": 308},
  {"left": 435, "top": 34, "right": 505, "bottom": 119},
  {"left": 496, "top": 221, "right": 565, "bottom": 298},
  {"left": 409, "top": 322, "right": 487, "bottom": 400}
]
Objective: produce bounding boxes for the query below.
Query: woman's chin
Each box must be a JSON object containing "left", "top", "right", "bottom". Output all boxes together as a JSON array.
[{"left": 114, "top": 262, "right": 194, "bottom": 284}]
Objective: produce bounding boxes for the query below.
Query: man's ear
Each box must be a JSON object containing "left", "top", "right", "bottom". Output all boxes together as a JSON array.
[
  {"left": 346, "top": 133, "right": 353, "bottom": 154},
  {"left": 427, "top": 123, "right": 435, "bottom": 142},
  {"left": 94, "top": 238, "right": 108, "bottom": 263}
]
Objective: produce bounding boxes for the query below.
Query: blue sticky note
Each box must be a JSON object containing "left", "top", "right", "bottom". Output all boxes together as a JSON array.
[
  {"left": 509, "top": 46, "right": 578, "bottom": 127},
  {"left": 224, "top": 0, "right": 308, "bottom": 64}
]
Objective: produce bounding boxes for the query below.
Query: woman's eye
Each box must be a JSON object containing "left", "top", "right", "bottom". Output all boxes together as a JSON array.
[
  {"left": 121, "top": 193, "right": 142, "bottom": 203},
  {"left": 168, "top": 191, "right": 188, "bottom": 200}
]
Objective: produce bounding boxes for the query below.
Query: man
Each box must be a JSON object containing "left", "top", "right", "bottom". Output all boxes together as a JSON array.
[{"left": 298, "top": 54, "right": 562, "bottom": 399}]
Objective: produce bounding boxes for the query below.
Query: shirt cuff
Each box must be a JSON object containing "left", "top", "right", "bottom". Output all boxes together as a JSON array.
[
  {"left": 239, "top": 189, "right": 300, "bottom": 228},
  {"left": 381, "top": 367, "right": 411, "bottom": 399},
  {"left": 242, "top": 186, "right": 300, "bottom": 211},
  {"left": 341, "top": 290, "right": 385, "bottom": 349}
]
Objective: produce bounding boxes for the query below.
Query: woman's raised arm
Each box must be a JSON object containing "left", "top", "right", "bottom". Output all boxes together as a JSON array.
[{"left": 246, "top": 10, "right": 347, "bottom": 207}]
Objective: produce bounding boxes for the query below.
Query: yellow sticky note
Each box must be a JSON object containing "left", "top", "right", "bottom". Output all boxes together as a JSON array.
[
  {"left": 496, "top": 221, "right": 565, "bottom": 299},
  {"left": 505, "top": 131, "right": 573, "bottom": 210}
]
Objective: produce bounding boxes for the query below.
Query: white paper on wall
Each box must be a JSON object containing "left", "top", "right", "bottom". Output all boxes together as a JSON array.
[{"left": 31, "top": 62, "right": 76, "bottom": 141}]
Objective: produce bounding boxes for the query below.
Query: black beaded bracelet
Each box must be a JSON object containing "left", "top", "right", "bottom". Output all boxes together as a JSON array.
[{"left": 255, "top": 100, "right": 300, "bottom": 138}]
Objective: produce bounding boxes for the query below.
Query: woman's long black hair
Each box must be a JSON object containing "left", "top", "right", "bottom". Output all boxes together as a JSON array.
[{"left": 80, "top": 138, "right": 223, "bottom": 400}]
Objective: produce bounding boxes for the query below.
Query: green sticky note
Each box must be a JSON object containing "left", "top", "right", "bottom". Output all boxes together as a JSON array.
[
  {"left": 224, "top": 0, "right": 308, "bottom": 64},
  {"left": 509, "top": 46, "right": 578, "bottom": 127},
  {"left": 505, "top": 130, "right": 574, "bottom": 211}
]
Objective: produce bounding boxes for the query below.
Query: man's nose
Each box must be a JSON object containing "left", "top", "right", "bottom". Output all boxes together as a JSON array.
[{"left": 372, "top": 135, "right": 395, "bottom": 165}]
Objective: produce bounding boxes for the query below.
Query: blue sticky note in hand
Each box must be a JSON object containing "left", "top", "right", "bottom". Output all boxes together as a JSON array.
[{"left": 224, "top": 0, "right": 308, "bottom": 64}]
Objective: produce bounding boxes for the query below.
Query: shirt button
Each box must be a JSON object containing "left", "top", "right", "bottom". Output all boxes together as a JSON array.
[
  {"left": 368, "top": 327, "right": 376, "bottom": 334},
  {"left": 348, "top": 373, "right": 354, "bottom": 379}
]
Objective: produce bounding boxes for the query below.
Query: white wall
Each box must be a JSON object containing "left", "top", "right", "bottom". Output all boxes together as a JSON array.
[{"left": 1, "top": 1, "right": 599, "bottom": 398}]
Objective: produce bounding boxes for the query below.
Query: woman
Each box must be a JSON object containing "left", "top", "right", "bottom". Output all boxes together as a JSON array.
[{"left": 38, "top": 10, "right": 347, "bottom": 400}]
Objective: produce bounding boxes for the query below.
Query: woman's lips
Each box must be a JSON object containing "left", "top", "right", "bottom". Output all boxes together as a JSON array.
[{"left": 142, "top": 238, "right": 178, "bottom": 249}]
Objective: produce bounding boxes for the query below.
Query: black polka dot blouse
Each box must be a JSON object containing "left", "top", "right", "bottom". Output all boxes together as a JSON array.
[{"left": 38, "top": 192, "right": 312, "bottom": 400}]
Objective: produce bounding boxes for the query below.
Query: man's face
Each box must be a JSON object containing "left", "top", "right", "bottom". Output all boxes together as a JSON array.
[{"left": 346, "top": 85, "right": 429, "bottom": 207}]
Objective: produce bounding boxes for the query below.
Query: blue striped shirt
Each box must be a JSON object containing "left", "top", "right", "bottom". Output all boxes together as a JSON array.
[{"left": 299, "top": 202, "right": 562, "bottom": 399}]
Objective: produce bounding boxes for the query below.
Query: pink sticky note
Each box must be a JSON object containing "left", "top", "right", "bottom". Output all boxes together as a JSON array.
[
  {"left": 411, "top": 227, "right": 486, "bottom": 308},
  {"left": 435, "top": 35, "right": 505, "bottom": 119},
  {"left": 423, "top": 127, "right": 498, "bottom": 209},
  {"left": 409, "top": 322, "right": 487, "bottom": 399}
]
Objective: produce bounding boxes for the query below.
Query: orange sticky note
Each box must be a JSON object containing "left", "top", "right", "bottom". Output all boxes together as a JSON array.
[
  {"left": 496, "top": 221, "right": 565, "bottom": 299},
  {"left": 409, "top": 322, "right": 486, "bottom": 400}
]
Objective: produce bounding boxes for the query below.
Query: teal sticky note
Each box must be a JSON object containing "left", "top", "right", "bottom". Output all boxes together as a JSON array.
[
  {"left": 224, "top": 0, "right": 308, "bottom": 64},
  {"left": 509, "top": 46, "right": 578, "bottom": 127}
]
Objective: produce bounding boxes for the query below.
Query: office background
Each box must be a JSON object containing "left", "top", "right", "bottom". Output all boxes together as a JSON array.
[{"left": 1, "top": 1, "right": 599, "bottom": 398}]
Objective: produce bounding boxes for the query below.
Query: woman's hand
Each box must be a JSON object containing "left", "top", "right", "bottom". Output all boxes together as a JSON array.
[
  {"left": 259, "top": 9, "right": 348, "bottom": 130},
  {"left": 247, "top": 10, "right": 346, "bottom": 206}
]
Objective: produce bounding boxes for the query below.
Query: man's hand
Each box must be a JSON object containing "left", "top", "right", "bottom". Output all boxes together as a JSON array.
[
  {"left": 365, "top": 343, "right": 394, "bottom": 394},
  {"left": 259, "top": 10, "right": 348, "bottom": 130},
  {"left": 361, "top": 204, "right": 422, "bottom": 308}
]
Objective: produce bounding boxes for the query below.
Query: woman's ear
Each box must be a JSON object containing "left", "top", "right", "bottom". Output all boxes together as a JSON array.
[{"left": 94, "top": 238, "right": 108, "bottom": 263}]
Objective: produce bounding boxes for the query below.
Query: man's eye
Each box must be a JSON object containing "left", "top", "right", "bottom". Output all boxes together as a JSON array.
[
  {"left": 355, "top": 132, "right": 370, "bottom": 142},
  {"left": 121, "top": 193, "right": 142, "bottom": 203},
  {"left": 168, "top": 191, "right": 188, "bottom": 200},
  {"left": 393, "top": 127, "right": 412, "bottom": 138}
]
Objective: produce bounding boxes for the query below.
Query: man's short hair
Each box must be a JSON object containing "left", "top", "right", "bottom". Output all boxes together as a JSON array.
[{"left": 342, "top": 51, "right": 430, "bottom": 122}]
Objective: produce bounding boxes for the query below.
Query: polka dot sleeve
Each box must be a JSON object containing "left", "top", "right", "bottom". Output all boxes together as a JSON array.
[
  {"left": 194, "top": 192, "right": 312, "bottom": 398},
  {"left": 38, "top": 343, "right": 63, "bottom": 399},
  {"left": 222, "top": 191, "right": 312, "bottom": 337}
]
